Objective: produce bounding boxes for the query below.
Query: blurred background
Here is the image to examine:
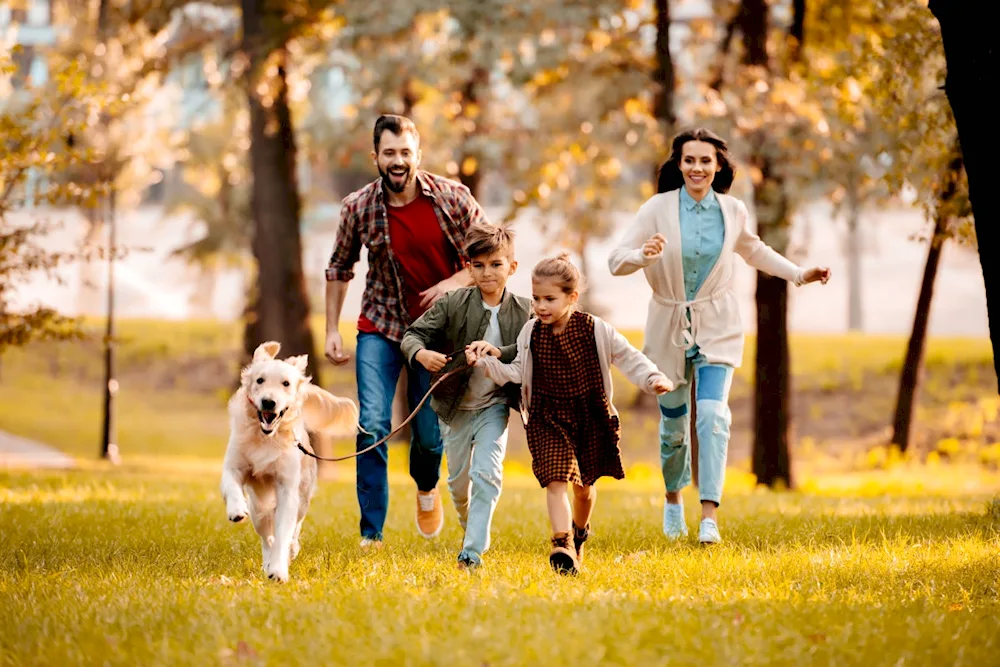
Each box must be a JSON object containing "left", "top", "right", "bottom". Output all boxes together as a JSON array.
[{"left": 2, "top": 0, "right": 997, "bottom": 485}]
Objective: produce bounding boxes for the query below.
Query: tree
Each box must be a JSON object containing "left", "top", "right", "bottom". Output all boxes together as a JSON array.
[
  {"left": 928, "top": 1, "right": 1000, "bottom": 390},
  {"left": 892, "top": 145, "right": 969, "bottom": 452},
  {"left": 0, "top": 52, "right": 108, "bottom": 352},
  {"left": 239, "top": 0, "right": 321, "bottom": 378}
]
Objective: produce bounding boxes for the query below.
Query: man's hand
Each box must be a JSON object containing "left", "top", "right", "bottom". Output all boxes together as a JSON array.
[
  {"left": 642, "top": 233, "right": 667, "bottom": 259},
  {"left": 415, "top": 349, "right": 449, "bottom": 372},
  {"left": 419, "top": 273, "right": 466, "bottom": 309},
  {"left": 650, "top": 377, "right": 674, "bottom": 394},
  {"left": 465, "top": 340, "right": 501, "bottom": 365},
  {"left": 325, "top": 332, "right": 350, "bottom": 365},
  {"left": 802, "top": 267, "right": 832, "bottom": 285}
]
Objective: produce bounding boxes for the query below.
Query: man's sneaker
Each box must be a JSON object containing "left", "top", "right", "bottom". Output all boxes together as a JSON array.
[
  {"left": 663, "top": 502, "right": 688, "bottom": 540},
  {"left": 572, "top": 523, "right": 590, "bottom": 562},
  {"left": 549, "top": 532, "right": 579, "bottom": 575},
  {"left": 698, "top": 518, "right": 721, "bottom": 545},
  {"left": 416, "top": 488, "right": 444, "bottom": 538},
  {"left": 359, "top": 537, "right": 382, "bottom": 549}
]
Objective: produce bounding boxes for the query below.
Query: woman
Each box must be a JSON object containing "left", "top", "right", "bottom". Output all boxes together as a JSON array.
[{"left": 607, "top": 128, "right": 830, "bottom": 545}]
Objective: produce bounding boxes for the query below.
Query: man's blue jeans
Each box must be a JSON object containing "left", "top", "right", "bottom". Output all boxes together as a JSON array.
[{"left": 355, "top": 332, "right": 443, "bottom": 540}]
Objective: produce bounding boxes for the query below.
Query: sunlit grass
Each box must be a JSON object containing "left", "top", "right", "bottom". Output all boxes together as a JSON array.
[{"left": 0, "top": 466, "right": 997, "bottom": 666}]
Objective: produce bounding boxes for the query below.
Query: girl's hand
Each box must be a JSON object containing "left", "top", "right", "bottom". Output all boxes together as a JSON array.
[
  {"left": 802, "top": 267, "right": 831, "bottom": 285},
  {"left": 466, "top": 340, "right": 500, "bottom": 365},
  {"left": 642, "top": 233, "right": 667, "bottom": 258},
  {"left": 651, "top": 377, "right": 674, "bottom": 394}
]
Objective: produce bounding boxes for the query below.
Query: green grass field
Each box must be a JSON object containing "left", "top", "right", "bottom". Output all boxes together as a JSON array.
[
  {"left": 1, "top": 464, "right": 998, "bottom": 666},
  {"left": 2, "top": 320, "right": 1000, "bottom": 665},
  {"left": 1, "top": 318, "right": 996, "bottom": 464}
]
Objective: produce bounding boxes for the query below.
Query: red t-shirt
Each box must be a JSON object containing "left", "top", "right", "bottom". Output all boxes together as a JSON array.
[{"left": 358, "top": 193, "right": 460, "bottom": 333}]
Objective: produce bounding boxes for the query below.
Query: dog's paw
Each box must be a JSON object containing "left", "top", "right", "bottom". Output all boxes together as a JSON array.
[
  {"left": 266, "top": 562, "right": 289, "bottom": 582},
  {"left": 289, "top": 540, "right": 301, "bottom": 561}
]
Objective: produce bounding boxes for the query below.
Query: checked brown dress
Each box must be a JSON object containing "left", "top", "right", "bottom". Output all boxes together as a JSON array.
[{"left": 526, "top": 310, "right": 623, "bottom": 487}]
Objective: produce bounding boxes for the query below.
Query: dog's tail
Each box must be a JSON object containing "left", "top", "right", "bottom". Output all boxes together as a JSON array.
[{"left": 301, "top": 384, "right": 360, "bottom": 436}]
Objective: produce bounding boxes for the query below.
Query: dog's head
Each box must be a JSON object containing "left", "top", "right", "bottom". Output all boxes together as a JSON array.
[{"left": 241, "top": 341, "right": 310, "bottom": 436}]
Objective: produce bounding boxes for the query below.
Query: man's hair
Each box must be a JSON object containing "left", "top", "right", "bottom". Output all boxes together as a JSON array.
[
  {"left": 465, "top": 222, "right": 516, "bottom": 261},
  {"left": 373, "top": 114, "right": 420, "bottom": 152}
]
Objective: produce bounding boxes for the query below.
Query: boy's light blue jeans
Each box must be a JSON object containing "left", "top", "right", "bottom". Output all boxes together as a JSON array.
[
  {"left": 657, "top": 352, "right": 735, "bottom": 505},
  {"left": 439, "top": 402, "right": 509, "bottom": 565}
]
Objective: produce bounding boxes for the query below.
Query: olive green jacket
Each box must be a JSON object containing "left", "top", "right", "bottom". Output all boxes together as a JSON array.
[{"left": 400, "top": 286, "right": 533, "bottom": 424}]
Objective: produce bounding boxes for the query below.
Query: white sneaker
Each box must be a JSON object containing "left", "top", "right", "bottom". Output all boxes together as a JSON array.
[
  {"left": 359, "top": 537, "right": 382, "bottom": 549},
  {"left": 698, "top": 518, "right": 721, "bottom": 545}
]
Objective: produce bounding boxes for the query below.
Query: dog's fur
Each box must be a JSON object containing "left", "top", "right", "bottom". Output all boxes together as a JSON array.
[{"left": 220, "top": 341, "right": 359, "bottom": 581}]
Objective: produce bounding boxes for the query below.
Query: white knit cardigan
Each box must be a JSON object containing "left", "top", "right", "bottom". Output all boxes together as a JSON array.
[{"left": 607, "top": 188, "right": 806, "bottom": 386}]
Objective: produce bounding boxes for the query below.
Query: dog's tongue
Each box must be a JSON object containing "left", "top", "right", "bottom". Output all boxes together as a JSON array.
[{"left": 261, "top": 411, "right": 277, "bottom": 425}]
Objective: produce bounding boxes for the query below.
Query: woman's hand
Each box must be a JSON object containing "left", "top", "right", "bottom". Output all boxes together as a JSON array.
[
  {"left": 642, "top": 233, "right": 667, "bottom": 259},
  {"left": 802, "top": 267, "right": 832, "bottom": 285}
]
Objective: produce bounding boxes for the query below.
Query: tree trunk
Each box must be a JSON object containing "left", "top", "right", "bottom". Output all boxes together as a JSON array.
[
  {"left": 652, "top": 0, "right": 676, "bottom": 129},
  {"left": 241, "top": 0, "right": 318, "bottom": 378},
  {"left": 929, "top": 0, "right": 1000, "bottom": 389},
  {"left": 738, "top": 0, "right": 769, "bottom": 66},
  {"left": 752, "top": 271, "right": 792, "bottom": 488},
  {"left": 891, "top": 226, "right": 945, "bottom": 452},
  {"left": 846, "top": 172, "right": 863, "bottom": 331}
]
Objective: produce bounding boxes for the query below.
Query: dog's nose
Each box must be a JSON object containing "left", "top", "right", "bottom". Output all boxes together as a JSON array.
[{"left": 260, "top": 398, "right": 276, "bottom": 411}]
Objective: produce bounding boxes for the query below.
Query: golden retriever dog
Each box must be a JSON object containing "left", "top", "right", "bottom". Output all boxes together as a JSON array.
[{"left": 220, "top": 341, "right": 359, "bottom": 582}]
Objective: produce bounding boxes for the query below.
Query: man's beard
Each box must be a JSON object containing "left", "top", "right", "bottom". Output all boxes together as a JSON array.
[{"left": 379, "top": 164, "right": 414, "bottom": 194}]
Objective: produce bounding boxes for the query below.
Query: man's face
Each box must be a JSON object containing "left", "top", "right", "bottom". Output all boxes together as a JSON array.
[{"left": 372, "top": 130, "right": 421, "bottom": 193}]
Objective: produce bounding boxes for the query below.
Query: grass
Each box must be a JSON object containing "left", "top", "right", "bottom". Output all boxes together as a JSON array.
[
  {"left": 0, "top": 318, "right": 996, "bottom": 464},
  {"left": 1, "top": 464, "right": 998, "bottom": 666}
]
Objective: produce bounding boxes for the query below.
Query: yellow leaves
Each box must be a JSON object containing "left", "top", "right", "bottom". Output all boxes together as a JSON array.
[
  {"left": 623, "top": 97, "right": 645, "bottom": 119},
  {"left": 588, "top": 30, "right": 612, "bottom": 54}
]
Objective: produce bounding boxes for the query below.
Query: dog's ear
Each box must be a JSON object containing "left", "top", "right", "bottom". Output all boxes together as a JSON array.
[
  {"left": 253, "top": 341, "right": 281, "bottom": 362},
  {"left": 286, "top": 354, "right": 309, "bottom": 374}
]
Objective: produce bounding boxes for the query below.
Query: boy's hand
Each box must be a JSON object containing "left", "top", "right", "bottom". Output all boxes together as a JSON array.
[
  {"left": 650, "top": 377, "right": 674, "bottom": 394},
  {"left": 465, "top": 340, "right": 501, "bottom": 366},
  {"left": 802, "top": 266, "right": 831, "bottom": 285},
  {"left": 415, "top": 349, "right": 449, "bottom": 372}
]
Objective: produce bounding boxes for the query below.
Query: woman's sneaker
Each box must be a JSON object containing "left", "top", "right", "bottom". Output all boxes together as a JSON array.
[
  {"left": 698, "top": 518, "right": 721, "bottom": 545},
  {"left": 663, "top": 502, "right": 688, "bottom": 540},
  {"left": 549, "top": 532, "right": 579, "bottom": 575}
]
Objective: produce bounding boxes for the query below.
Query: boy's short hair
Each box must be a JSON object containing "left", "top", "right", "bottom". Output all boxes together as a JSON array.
[{"left": 465, "top": 222, "right": 516, "bottom": 260}]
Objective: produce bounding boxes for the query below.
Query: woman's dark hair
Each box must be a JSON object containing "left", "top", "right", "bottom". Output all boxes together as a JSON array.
[{"left": 655, "top": 127, "right": 736, "bottom": 194}]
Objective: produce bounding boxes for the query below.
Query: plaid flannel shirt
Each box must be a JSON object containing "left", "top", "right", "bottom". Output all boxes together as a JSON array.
[{"left": 325, "top": 170, "right": 488, "bottom": 342}]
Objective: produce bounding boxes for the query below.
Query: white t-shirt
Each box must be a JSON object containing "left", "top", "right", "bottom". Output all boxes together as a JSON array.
[{"left": 459, "top": 301, "right": 505, "bottom": 410}]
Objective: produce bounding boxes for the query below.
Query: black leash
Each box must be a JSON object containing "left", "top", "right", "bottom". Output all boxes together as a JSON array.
[{"left": 297, "top": 350, "right": 466, "bottom": 463}]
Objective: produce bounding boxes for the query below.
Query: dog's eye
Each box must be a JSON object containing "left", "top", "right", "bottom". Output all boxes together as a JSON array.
[
  {"left": 256, "top": 377, "right": 264, "bottom": 384},
  {"left": 282, "top": 380, "right": 290, "bottom": 387}
]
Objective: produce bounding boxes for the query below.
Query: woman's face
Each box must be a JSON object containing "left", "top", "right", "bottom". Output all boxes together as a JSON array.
[{"left": 679, "top": 140, "right": 721, "bottom": 198}]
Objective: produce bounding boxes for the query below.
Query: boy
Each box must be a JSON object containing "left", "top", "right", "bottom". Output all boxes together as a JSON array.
[{"left": 401, "top": 222, "right": 532, "bottom": 569}]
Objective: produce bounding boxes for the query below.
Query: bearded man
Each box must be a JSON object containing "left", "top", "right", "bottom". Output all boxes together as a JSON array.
[{"left": 324, "top": 114, "right": 488, "bottom": 546}]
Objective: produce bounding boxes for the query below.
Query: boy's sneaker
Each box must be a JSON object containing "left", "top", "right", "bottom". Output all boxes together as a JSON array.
[
  {"left": 549, "top": 532, "right": 579, "bottom": 575},
  {"left": 457, "top": 552, "right": 480, "bottom": 571},
  {"left": 359, "top": 537, "right": 382, "bottom": 549},
  {"left": 699, "top": 518, "right": 721, "bottom": 545},
  {"left": 663, "top": 502, "right": 688, "bottom": 540},
  {"left": 572, "top": 523, "right": 590, "bottom": 563}
]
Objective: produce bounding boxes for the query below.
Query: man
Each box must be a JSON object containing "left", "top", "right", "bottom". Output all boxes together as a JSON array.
[{"left": 325, "top": 114, "right": 487, "bottom": 547}]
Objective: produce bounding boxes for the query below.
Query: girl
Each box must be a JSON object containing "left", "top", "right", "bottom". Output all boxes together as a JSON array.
[
  {"left": 470, "top": 253, "right": 673, "bottom": 574},
  {"left": 608, "top": 127, "right": 831, "bottom": 545}
]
